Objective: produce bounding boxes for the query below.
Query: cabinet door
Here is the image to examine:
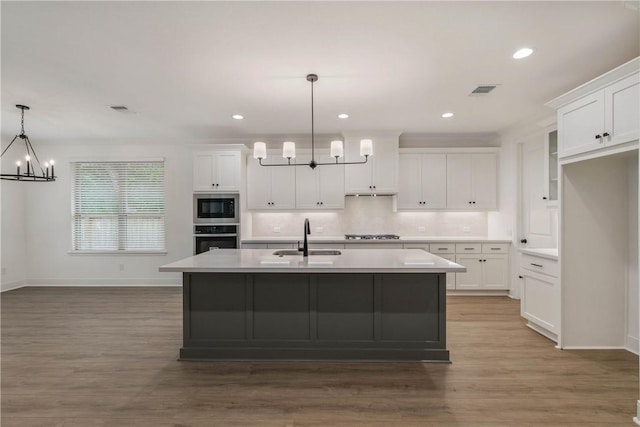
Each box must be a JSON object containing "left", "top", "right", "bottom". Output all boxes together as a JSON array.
[
  {"left": 193, "top": 152, "right": 216, "bottom": 192},
  {"left": 521, "top": 271, "right": 558, "bottom": 333},
  {"left": 471, "top": 154, "right": 497, "bottom": 209},
  {"left": 557, "top": 91, "right": 605, "bottom": 158},
  {"left": 604, "top": 72, "right": 640, "bottom": 147},
  {"left": 371, "top": 140, "right": 398, "bottom": 194},
  {"left": 295, "top": 153, "right": 321, "bottom": 209},
  {"left": 344, "top": 138, "right": 373, "bottom": 194},
  {"left": 543, "top": 127, "right": 559, "bottom": 205},
  {"left": 269, "top": 164, "right": 296, "bottom": 209},
  {"left": 421, "top": 154, "right": 447, "bottom": 208},
  {"left": 397, "top": 154, "right": 422, "bottom": 209},
  {"left": 454, "top": 254, "right": 482, "bottom": 289},
  {"left": 246, "top": 157, "right": 272, "bottom": 209},
  {"left": 446, "top": 154, "right": 472, "bottom": 209},
  {"left": 215, "top": 151, "right": 241, "bottom": 192},
  {"left": 482, "top": 255, "right": 509, "bottom": 290},
  {"left": 318, "top": 154, "right": 345, "bottom": 209}
]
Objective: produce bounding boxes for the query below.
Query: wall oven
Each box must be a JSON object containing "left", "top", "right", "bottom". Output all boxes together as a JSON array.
[
  {"left": 194, "top": 225, "right": 238, "bottom": 255},
  {"left": 194, "top": 194, "right": 239, "bottom": 224}
]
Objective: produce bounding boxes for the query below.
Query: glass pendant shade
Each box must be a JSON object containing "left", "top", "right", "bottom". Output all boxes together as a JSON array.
[
  {"left": 282, "top": 141, "right": 296, "bottom": 159},
  {"left": 360, "top": 139, "right": 373, "bottom": 157},
  {"left": 330, "top": 140, "right": 344, "bottom": 158},
  {"left": 253, "top": 142, "right": 267, "bottom": 159}
]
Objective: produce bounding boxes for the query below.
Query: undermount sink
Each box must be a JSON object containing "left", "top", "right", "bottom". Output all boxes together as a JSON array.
[{"left": 272, "top": 249, "right": 342, "bottom": 256}]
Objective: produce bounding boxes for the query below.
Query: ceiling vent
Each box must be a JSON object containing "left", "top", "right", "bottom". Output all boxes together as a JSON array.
[
  {"left": 109, "top": 105, "right": 135, "bottom": 114},
  {"left": 470, "top": 85, "right": 498, "bottom": 96}
]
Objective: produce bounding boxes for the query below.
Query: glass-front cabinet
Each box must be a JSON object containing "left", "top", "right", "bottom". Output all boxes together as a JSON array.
[{"left": 544, "top": 126, "right": 558, "bottom": 206}]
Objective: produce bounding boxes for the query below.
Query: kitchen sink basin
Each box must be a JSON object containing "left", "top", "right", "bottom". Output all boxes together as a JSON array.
[{"left": 272, "top": 249, "right": 342, "bottom": 256}]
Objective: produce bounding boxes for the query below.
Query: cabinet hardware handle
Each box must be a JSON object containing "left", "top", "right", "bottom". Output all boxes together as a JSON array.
[
  {"left": 369, "top": 186, "right": 372, "bottom": 189},
  {"left": 542, "top": 196, "right": 548, "bottom": 200},
  {"left": 468, "top": 201, "right": 472, "bottom": 204},
  {"left": 490, "top": 248, "right": 500, "bottom": 250},
  {"left": 531, "top": 263, "right": 543, "bottom": 268},
  {"left": 595, "top": 134, "right": 601, "bottom": 139},
  {"left": 438, "top": 248, "right": 447, "bottom": 250},
  {"left": 603, "top": 132, "right": 610, "bottom": 137},
  {"left": 520, "top": 238, "right": 527, "bottom": 244},
  {"left": 320, "top": 202, "right": 323, "bottom": 205},
  {"left": 472, "top": 201, "right": 476, "bottom": 204},
  {"left": 464, "top": 248, "right": 474, "bottom": 250},
  {"left": 519, "top": 275, "right": 523, "bottom": 279}
]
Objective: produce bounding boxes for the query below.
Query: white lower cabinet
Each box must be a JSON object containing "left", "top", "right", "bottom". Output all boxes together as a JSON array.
[
  {"left": 519, "top": 252, "right": 559, "bottom": 341},
  {"left": 455, "top": 251, "right": 509, "bottom": 290}
]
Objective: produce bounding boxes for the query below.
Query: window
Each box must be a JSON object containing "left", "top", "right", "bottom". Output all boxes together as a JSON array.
[{"left": 71, "top": 160, "right": 165, "bottom": 252}]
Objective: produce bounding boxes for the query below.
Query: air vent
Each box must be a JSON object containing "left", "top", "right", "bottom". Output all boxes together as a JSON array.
[
  {"left": 109, "top": 105, "right": 129, "bottom": 111},
  {"left": 470, "top": 85, "right": 497, "bottom": 95}
]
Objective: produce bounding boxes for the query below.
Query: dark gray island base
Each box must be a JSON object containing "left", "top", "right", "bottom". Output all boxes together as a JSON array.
[{"left": 181, "top": 272, "right": 448, "bottom": 362}]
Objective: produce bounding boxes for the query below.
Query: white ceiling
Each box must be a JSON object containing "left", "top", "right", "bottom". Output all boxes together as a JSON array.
[{"left": 1, "top": 1, "right": 638, "bottom": 144}]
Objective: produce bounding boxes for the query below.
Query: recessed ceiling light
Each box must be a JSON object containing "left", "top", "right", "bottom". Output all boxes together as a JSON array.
[
  {"left": 441, "top": 112, "right": 454, "bottom": 118},
  {"left": 513, "top": 48, "right": 533, "bottom": 59},
  {"left": 232, "top": 114, "right": 244, "bottom": 120},
  {"left": 338, "top": 113, "right": 349, "bottom": 119}
]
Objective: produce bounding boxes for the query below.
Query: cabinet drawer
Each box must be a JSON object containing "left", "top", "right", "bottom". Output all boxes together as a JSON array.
[
  {"left": 520, "top": 254, "right": 559, "bottom": 277},
  {"left": 455, "top": 243, "right": 482, "bottom": 254},
  {"left": 429, "top": 243, "right": 455, "bottom": 254},
  {"left": 403, "top": 244, "right": 430, "bottom": 250},
  {"left": 482, "top": 243, "right": 509, "bottom": 254}
]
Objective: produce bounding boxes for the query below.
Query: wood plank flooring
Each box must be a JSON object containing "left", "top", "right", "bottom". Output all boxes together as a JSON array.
[{"left": 2, "top": 287, "right": 638, "bottom": 426}]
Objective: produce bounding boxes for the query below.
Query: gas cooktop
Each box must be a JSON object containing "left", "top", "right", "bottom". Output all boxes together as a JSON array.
[{"left": 344, "top": 234, "right": 400, "bottom": 240}]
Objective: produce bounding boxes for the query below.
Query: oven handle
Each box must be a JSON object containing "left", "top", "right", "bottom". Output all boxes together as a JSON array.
[{"left": 194, "top": 233, "right": 238, "bottom": 237}]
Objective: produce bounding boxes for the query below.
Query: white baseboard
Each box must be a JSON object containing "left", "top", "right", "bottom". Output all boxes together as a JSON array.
[
  {"left": 560, "top": 345, "right": 628, "bottom": 350},
  {"left": 526, "top": 322, "right": 558, "bottom": 343},
  {"left": 25, "top": 278, "right": 181, "bottom": 287},
  {"left": 447, "top": 290, "right": 510, "bottom": 296},
  {"left": 0, "top": 280, "right": 26, "bottom": 292},
  {"left": 634, "top": 401, "right": 640, "bottom": 426},
  {"left": 507, "top": 293, "right": 520, "bottom": 300},
  {"left": 626, "top": 335, "right": 639, "bottom": 355}
]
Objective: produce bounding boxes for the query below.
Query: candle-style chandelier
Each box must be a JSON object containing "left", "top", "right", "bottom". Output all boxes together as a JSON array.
[
  {"left": 1, "top": 105, "right": 56, "bottom": 182},
  {"left": 253, "top": 74, "right": 373, "bottom": 169}
]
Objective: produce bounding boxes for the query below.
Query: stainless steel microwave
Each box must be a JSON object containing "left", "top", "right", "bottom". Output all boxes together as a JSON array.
[{"left": 193, "top": 194, "right": 239, "bottom": 224}]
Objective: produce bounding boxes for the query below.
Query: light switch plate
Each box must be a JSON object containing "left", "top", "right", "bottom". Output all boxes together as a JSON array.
[
  {"left": 315, "top": 227, "right": 324, "bottom": 234},
  {"left": 418, "top": 226, "right": 426, "bottom": 233},
  {"left": 273, "top": 226, "right": 281, "bottom": 233}
]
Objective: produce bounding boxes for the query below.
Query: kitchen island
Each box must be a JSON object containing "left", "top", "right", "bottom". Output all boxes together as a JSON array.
[{"left": 160, "top": 249, "right": 465, "bottom": 362}]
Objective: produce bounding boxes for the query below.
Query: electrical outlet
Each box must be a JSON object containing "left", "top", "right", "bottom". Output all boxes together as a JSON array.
[
  {"left": 315, "top": 227, "right": 324, "bottom": 234},
  {"left": 119, "top": 264, "right": 125, "bottom": 272},
  {"left": 418, "top": 226, "right": 426, "bottom": 233},
  {"left": 461, "top": 226, "right": 471, "bottom": 233},
  {"left": 1, "top": 267, "right": 6, "bottom": 275},
  {"left": 273, "top": 226, "right": 281, "bottom": 233}
]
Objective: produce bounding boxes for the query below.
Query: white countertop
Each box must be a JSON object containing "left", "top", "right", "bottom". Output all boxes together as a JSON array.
[
  {"left": 519, "top": 247, "right": 559, "bottom": 260},
  {"left": 159, "top": 249, "right": 467, "bottom": 274},
  {"left": 242, "top": 236, "right": 512, "bottom": 244}
]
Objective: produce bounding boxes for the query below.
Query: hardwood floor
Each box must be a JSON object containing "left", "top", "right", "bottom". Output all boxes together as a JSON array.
[{"left": 2, "top": 287, "right": 638, "bottom": 426}]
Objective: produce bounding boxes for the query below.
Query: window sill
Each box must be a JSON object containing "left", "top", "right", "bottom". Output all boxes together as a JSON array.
[{"left": 68, "top": 251, "right": 168, "bottom": 255}]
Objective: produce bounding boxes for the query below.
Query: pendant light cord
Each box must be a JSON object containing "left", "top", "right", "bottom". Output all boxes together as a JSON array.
[{"left": 310, "top": 77, "right": 315, "bottom": 163}]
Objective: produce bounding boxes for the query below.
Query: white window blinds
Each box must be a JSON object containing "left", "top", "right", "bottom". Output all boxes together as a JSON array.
[{"left": 71, "top": 161, "right": 165, "bottom": 252}]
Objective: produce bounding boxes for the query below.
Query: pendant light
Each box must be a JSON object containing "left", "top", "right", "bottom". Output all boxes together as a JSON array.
[
  {"left": 1, "top": 105, "right": 56, "bottom": 182},
  {"left": 253, "top": 74, "right": 373, "bottom": 169}
]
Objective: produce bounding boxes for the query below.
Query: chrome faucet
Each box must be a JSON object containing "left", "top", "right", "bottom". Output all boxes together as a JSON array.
[{"left": 298, "top": 218, "right": 311, "bottom": 257}]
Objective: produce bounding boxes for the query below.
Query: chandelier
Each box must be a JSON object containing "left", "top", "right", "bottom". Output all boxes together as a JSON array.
[
  {"left": 252, "top": 74, "right": 373, "bottom": 169},
  {"left": 1, "top": 105, "right": 56, "bottom": 182}
]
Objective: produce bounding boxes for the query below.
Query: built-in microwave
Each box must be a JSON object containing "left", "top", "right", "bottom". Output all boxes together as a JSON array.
[{"left": 193, "top": 194, "right": 239, "bottom": 224}]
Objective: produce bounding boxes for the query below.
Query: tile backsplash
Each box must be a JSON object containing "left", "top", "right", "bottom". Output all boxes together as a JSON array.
[{"left": 250, "top": 196, "right": 488, "bottom": 237}]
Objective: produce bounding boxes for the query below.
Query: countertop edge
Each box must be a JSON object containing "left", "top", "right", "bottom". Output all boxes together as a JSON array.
[
  {"left": 242, "top": 237, "right": 513, "bottom": 244},
  {"left": 518, "top": 248, "right": 559, "bottom": 260}
]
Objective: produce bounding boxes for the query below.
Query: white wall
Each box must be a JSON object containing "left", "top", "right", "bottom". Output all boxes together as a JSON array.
[
  {"left": 19, "top": 141, "right": 196, "bottom": 286},
  {"left": 0, "top": 180, "right": 27, "bottom": 291},
  {"left": 627, "top": 154, "right": 639, "bottom": 353}
]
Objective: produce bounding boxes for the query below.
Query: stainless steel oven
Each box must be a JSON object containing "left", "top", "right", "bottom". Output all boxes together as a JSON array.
[
  {"left": 194, "top": 224, "right": 239, "bottom": 254},
  {"left": 194, "top": 194, "right": 239, "bottom": 224}
]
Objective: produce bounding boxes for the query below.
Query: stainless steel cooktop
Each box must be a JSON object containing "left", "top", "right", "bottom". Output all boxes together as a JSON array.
[{"left": 344, "top": 234, "right": 400, "bottom": 240}]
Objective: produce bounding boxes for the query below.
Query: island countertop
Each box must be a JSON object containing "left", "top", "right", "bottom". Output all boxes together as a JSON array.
[{"left": 159, "top": 249, "right": 466, "bottom": 274}]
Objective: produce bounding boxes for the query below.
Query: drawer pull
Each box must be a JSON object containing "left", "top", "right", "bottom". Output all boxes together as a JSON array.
[
  {"left": 464, "top": 248, "right": 474, "bottom": 250},
  {"left": 530, "top": 263, "right": 543, "bottom": 268},
  {"left": 490, "top": 248, "right": 500, "bottom": 250},
  {"left": 438, "top": 247, "right": 448, "bottom": 250}
]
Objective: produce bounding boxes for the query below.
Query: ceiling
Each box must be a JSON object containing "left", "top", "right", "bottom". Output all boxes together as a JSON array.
[{"left": 1, "top": 1, "right": 639, "bottom": 144}]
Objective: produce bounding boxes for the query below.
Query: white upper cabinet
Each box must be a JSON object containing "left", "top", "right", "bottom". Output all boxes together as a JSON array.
[
  {"left": 397, "top": 154, "right": 446, "bottom": 209},
  {"left": 246, "top": 154, "right": 296, "bottom": 210},
  {"left": 193, "top": 151, "right": 241, "bottom": 192},
  {"left": 344, "top": 134, "right": 399, "bottom": 195},
  {"left": 446, "top": 153, "right": 497, "bottom": 209},
  {"left": 295, "top": 151, "right": 345, "bottom": 209},
  {"left": 549, "top": 59, "right": 639, "bottom": 160}
]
